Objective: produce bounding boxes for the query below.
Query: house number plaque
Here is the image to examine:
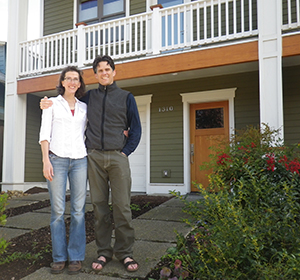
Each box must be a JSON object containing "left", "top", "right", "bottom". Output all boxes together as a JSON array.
[{"left": 158, "top": 106, "right": 174, "bottom": 113}]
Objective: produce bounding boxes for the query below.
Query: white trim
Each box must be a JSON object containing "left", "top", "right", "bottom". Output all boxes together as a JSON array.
[
  {"left": 134, "top": 94, "right": 152, "bottom": 194},
  {"left": 147, "top": 184, "right": 185, "bottom": 195},
  {"left": 180, "top": 88, "right": 236, "bottom": 193},
  {"left": 258, "top": 0, "right": 283, "bottom": 140},
  {"left": 73, "top": 0, "right": 77, "bottom": 27}
]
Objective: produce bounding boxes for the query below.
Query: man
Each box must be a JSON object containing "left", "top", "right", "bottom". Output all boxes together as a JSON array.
[{"left": 41, "top": 55, "right": 141, "bottom": 272}]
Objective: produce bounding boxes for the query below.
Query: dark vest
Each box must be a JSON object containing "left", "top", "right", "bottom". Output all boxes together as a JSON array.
[{"left": 85, "top": 82, "right": 129, "bottom": 150}]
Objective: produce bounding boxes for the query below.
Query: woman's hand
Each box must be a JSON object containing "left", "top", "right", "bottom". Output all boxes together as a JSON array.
[{"left": 43, "top": 160, "right": 54, "bottom": 181}]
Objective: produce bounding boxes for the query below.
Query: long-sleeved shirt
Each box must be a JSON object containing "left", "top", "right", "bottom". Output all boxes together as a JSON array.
[{"left": 39, "top": 95, "right": 87, "bottom": 159}]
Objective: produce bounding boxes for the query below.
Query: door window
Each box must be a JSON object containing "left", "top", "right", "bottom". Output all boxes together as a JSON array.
[{"left": 195, "top": 108, "right": 224, "bottom": 129}]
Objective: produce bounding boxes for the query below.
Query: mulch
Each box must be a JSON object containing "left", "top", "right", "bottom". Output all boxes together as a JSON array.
[{"left": 0, "top": 187, "right": 171, "bottom": 280}]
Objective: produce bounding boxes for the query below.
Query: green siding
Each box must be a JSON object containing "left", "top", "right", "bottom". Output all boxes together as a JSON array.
[
  {"left": 44, "top": 0, "right": 73, "bottom": 36},
  {"left": 283, "top": 65, "right": 300, "bottom": 145},
  {"left": 130, "top": 0, "right": 146, "bottom": 16},
  {"left": 125, "top": 71, "right": 260, "bottom": 184},
  {"left": 25, "top": 95, "right": 44, "bottom": 182},
  {"left": 24, "top": 65, "right": 300, "bottom": 184}
]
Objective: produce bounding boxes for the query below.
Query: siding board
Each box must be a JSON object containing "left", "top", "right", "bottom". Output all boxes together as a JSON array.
[
  {"left": 130, "top": 0, "right": 146, "bottom": 15},
  {"left": 283, "top": 65, "right": 300, "bottom": 145},
  {"left": 25, "top": 95, "right": 44, "bottom": 182},
  {"left": 44, "top": 0, "right": 73, "bottom": 36}
]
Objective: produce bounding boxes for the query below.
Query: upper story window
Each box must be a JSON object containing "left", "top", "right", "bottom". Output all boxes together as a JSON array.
[
  {"left": 78, "top": 0, "right": 125, "bottom": 24},
  {"left": 158, "top": 0, "right": 183, "bottom": 8}
]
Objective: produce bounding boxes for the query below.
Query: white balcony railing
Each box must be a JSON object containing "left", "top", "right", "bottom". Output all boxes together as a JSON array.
[{"left": 19, "top": 0, "right": 300, "bottom": 77}]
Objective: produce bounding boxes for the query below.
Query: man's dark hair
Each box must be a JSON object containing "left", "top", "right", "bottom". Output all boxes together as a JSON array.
[
  {"left": 56, "top": 66, "right": 86, "bottom": 99},
  {"left": 93, "top": 55, "right": 115, "bottom": 73}
]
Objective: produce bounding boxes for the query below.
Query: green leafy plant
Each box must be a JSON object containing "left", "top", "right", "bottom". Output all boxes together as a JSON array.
[
  {"left": 0, "top": 244, "right": 52, "bottom": 265},
  {"left": 0, "top": 192, "right": 9, "bottom": 256},
  {"left": 130, "top": 203, "right": 141, "bottom": 211},
  {"left": 163, "top": 124, "right": 300, "bottom": 279}
]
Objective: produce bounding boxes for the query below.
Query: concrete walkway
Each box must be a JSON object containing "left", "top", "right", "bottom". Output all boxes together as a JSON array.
[{"left": 0, "top": 191, "right": 201, "bottom": 280}]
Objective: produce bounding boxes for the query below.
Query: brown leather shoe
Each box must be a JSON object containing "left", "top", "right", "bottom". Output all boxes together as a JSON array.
[
  {"left": 68, "top": 260, "right": 82, "bottom": 275},
  {"left": 50, "top": 261, "right": 65, "bottom": 274}
]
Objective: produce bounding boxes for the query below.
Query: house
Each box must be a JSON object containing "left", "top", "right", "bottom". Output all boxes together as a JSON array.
[{"left": 2, "top": 0, "right": 300, "bottom": 194}]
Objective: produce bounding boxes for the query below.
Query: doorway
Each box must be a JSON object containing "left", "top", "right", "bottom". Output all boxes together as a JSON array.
[{"left": 190, "top": 101, "right": 229, "bottom": 192}]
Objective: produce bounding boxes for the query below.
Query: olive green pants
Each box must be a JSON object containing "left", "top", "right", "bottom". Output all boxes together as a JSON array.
[{"left": 87, "top": 149, "right": 134, "bottom": 260}]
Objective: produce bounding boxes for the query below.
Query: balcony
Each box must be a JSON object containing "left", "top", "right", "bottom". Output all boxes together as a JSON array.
[{"left": 19, "top": 0, "right": 300, "bottom": 78}]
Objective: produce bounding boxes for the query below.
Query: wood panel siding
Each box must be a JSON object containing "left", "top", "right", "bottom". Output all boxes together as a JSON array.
[
  {"left": 283, "top": 65, "right": 300, "bottom": 145},
  {"left": 44, "top": 0, "right": 73, "bottom": 36},
  {"left": 25, "top": 94, "right": 44, "bottom": 182},
  {"left": 124, "top": 70, "right": 260, "bottom": 183},
  {"left": 130, "top": 0, "right": 146, "bottom": 16}
]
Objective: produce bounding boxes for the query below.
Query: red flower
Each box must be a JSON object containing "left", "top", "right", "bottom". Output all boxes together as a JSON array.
[
  {"left": 266, "top": 153, "right": 276, "bottom": 172},
  {"left": 217, "top": 153, "right": 231, "bottom": 165},
  {"left": 287, "top": 159, "right": 300, "bottom": 174}
]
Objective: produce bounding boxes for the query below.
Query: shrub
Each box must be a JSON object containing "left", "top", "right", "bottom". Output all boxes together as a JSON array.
[
  {"left": 0, "top": 192, "right": 9, "bottom": 255},
  {"left": 164, "top": 125, "right": 300, "bottom": 279}
]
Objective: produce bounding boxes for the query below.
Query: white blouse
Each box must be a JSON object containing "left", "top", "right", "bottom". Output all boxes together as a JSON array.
[{"left": 39, "top": 95, "right": 87, "bottom": 159}]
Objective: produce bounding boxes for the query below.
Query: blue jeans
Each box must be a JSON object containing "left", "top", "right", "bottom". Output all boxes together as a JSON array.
[{"left": 48, "top": 154, "right": 87, "bottom": 262}]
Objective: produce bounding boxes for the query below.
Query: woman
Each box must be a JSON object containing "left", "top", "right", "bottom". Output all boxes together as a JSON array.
[{"left": 39, "top": 66, "right": 87, "bottom": 275}]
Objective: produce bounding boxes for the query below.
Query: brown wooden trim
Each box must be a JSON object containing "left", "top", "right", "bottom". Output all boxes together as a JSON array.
[
  {"left": 18, "top": 74, "right": 60, "bottom": 95},
  {"left": 150, "top": 4, "right": 163, "bottom": 10},
  {"left": 282, "top": 33, "right": 300, "bottom": 57},
  {"left": 115, "top": 41, "right": 258, "bottom": 81},
  {"left": 75, "top": 22, "right": 87, "bottom": 27}
]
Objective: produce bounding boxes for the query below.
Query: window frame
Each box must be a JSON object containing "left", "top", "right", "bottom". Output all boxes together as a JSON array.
[{"left": 77, "top": 0, "right": 125, "bottom": 24}]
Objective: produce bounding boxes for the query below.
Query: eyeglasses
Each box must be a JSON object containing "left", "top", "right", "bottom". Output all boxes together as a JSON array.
[{"left": 64, "top": 77, "right": 80, "bottom": 83}]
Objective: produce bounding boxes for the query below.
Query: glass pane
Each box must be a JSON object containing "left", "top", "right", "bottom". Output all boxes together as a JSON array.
[
  {"left": 158, "top": 0, "right": 183, "bottom": 8},
  {"left": 195, "top": 108, "right": 224, "bottom": 129},
  {"left": 103, "top": 0, "right": 124, "bottom": 16},
  {"left": 79, "top": 0, "right": 98, "bottom": 22}
]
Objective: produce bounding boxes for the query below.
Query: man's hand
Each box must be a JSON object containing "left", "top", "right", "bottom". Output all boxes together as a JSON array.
[{"left": 40, "top": 96, "right": 53, "bottom": 110}]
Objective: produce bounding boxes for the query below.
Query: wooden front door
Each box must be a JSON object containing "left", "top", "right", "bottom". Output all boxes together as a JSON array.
[{"left": 190, "top": 101, "right": 229, "bottom": 192}]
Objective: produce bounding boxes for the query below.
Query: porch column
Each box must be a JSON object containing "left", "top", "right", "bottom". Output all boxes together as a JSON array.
[
  {"left": 2, "top": 0, "right": 29, "bottom": 191},
  {"left": 258, "top": 0, "right": 283, "bottom": 140}
]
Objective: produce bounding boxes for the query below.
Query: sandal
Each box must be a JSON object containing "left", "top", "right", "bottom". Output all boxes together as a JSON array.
[
  {"left": 91, "top": 255, "right": 112, "bottom": 272},
  {"left": 68, "top": 260, "right": 82, "bottom": 275},
  {"left": 50, "top": 261, "right": 65, "bottom": 274},
  {"left": 121, "top": 256, "right": 139, "bottom": 272}
]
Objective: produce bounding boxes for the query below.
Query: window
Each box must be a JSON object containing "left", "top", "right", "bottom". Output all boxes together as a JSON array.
[
  {"left": 79, "top": 0, "right": 98, "bottom": 22},
  {"left": 78, "top": 0, "right": 125, "bottom": 24},
  {"left": 195, "top": 108, "right": 224, "bottom": 129},
  {"left": 158, "top": 0, "right": 183, "bottom": 8}
]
